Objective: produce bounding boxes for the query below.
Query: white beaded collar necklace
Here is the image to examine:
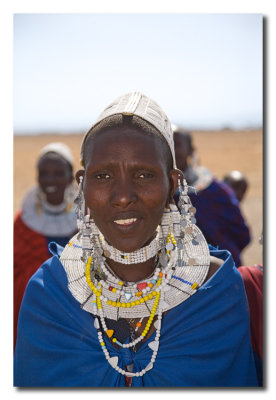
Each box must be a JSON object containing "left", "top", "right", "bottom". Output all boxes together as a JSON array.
[
  {"left": 60, "top": 224, "right": 210, "bottom": 320},
  {"left": 99, "top": 230, "right": 162, "bottom": 265}
]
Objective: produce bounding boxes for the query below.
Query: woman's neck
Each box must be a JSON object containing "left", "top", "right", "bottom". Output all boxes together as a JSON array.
[{"left": 105, "top": 257, "right": 156, "bottom": 283}]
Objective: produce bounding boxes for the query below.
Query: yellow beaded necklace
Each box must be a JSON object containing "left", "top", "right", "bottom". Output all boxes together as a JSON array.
[
  {"left": 85, "top": 256, "right": 162, "bottom": 309},
  {"left": 84, "top": 254, "right": 162, "bottom": 347}
]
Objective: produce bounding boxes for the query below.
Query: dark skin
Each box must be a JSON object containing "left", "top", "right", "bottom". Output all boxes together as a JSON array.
[
  {"left": 38, "top": 155, "right": 73, "bottom": 205},
  {"left": 223, "top": 172, "right": 248, "bottom": 202},
  {"left": 76, "top": 128, "right": 222, "bottom": 336},
  {"left": 173, "top": 131, "right": 194, "bottom": 172}
]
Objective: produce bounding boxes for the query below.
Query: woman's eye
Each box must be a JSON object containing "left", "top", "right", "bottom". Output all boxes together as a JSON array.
[
  {"left": 138, "top": 172, "right": 154, "bottom": 179},
  {"left": 96, "top": 173, "right": 110, "bottom": 180}
]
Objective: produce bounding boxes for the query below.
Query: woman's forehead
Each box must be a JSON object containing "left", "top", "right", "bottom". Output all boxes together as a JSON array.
[
  {"left": 38, "top": 154, "right": 70, "bottom": 170},
  {"left": 85, "top": 128, "right": 166, "bottom": 165}
]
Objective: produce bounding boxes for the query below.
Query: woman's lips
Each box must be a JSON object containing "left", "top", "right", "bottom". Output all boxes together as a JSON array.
[
  {"left": 44, "top": 186, "right": 58, "bottom": 193},
  {"left": 113, "top": 218, "right": 138, "bottom": 226},
  {"left": 111, "top": 217, "right": 141, "bottom": 232}
]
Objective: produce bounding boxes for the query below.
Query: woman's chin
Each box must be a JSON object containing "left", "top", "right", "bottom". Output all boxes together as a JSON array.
[{"left": 45, "top": 193, "right": 65, "bottom": 205}]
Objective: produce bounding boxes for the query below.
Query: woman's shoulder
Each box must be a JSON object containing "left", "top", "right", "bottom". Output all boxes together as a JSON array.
[
  {"left": 203, "top": 255, "right": 224, "bottom": 283},
  {"left": 22, "top": 252, "right": 69, "bottom": 312},
  {"left": 201, "top": 247, "right": 240, "bottom": 287}
]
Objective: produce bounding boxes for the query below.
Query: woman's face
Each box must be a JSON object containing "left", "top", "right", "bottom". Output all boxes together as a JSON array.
[
  {"left": 80, "top": 128, "right": 178, "bottom": 253},
  {"left": 173, "top": 132, "right": 193, "bottom": 172},
  {"left": 38, "top": 156, "right": 73, "bottom": 205}
]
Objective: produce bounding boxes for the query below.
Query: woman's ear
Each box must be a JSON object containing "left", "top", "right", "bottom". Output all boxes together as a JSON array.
[
  {"left": 167, "top": 169, "right": 183, "bottom": 206},
  {"left": 75, "top": 169, "right": 85, "bottom": 185}
]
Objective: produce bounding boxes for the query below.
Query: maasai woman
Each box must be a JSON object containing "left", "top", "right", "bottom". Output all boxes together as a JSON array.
[
  {"left": 14, "top": 142, "right": 78, "bottom": 348},
  {"left": 14, "top": 92, "right": 258, "bottom": 387}
]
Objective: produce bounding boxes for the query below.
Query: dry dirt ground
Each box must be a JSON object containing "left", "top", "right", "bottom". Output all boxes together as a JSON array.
[{"left": 14, "top": 129, "right": 263, "bottom": 266}]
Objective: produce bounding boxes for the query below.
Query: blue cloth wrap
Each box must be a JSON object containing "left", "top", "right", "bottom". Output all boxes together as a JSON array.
[{"left": 14, "top": 244, "right": 258, "bottom": 387}]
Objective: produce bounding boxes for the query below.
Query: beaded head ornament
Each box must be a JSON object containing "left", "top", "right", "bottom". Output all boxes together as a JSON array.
[
  {"left": 80, "top": 91, "right": 177, "bottom": 169},
  {"left": 38, "top": 141, "right": 75, "bottom": 168}
]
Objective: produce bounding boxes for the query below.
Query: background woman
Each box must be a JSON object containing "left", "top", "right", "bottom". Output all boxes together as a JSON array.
[{"left": 14, "top": 142, "right": 78, "bottom": 348}]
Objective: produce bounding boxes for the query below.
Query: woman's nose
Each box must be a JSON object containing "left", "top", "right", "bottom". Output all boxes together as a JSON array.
[
  {"left": 111, "top": 178, "right": 137, "bottom": 208},
  {"left": 40, "top": 174, "right": 57, "bottom": 185}
]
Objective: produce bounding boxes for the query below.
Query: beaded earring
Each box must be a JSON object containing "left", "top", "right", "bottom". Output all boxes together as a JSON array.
[
  {"left": 75, "top": 176, "right": 85, "bottom": 230},
  {"left": 158, "top": 177, "right": 204, "bottom": 269},
  {"left": 158, "top": 208, "right": 169, "bottom": 268},
  {"left": 75, "top": 176, "right": 100, "bottom": 268},
  {"left": 177, "top": 177, "right": 197, "bottom": 224},
  {"left": 176, "top": 177, "right": 205, "bottom": 266}
]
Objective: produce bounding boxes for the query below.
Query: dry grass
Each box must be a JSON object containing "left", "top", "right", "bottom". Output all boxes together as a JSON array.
[{"left": 14, "top": 129, "right": 263, "bottom": 266}]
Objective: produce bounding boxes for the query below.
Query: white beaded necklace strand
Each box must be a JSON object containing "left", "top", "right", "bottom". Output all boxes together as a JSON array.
[
  {"left": 84, "top": 247, "right": 178, "bottom": 377},
  {"left": 98, "top": 288, "right": 161, "bottom": 349},
  {"left": 94, "top": 295, "right": 163, "bottom": 378}
]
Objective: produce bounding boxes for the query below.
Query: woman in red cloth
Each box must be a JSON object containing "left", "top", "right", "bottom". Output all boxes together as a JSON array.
[
  {"left": 238, "top": 262, "right": 263, "bottom": 385},
  {"left": 14, "top": 142, "right": 78, "bottom": 349}
]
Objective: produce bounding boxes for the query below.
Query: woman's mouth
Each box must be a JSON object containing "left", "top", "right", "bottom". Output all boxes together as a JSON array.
[
  {"left": 44, "top": 186, "right": 58, "bottom": 193},
  {"left": 114, "top": 218, "right": 138, "bottom": 226}
]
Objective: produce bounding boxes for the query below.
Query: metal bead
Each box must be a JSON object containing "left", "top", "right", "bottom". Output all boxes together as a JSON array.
[
  {"left": 196, "top": 234, "right": 203, "bottom": 242},
  {"left": 148, "top": 340, "right": 159, "bottom": 351},
  {"left": 166, "top": 242, "right": 174, "bottom": 251},
  {"left": 188, "top": 257, "right": 196, "bottom": 265},
  {"left": 180, "top": 219, "right": 187, "bottom": 227},
  {"left": 145, "top": 362, "right": 153, "bottom": 371},
  {"left": 177, "top": 259, "right": 185, "bottom": 267}
]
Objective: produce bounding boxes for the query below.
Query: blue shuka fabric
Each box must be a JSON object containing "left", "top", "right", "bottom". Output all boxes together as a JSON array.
[
  {"left": 188, "top": 180, "right": 251, "bottom": 267},
  {"left": 174, "top": 179, "right": 251, "bottom": 267},
  {"left": 14, "top": 245, "right": 258, "bottom": 387}
]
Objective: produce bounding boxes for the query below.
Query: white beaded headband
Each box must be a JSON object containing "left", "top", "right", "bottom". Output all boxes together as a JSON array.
[
  {"left": 80, "top": 91, "right": 177, "bottom": 169},
  {"left": 38, "top": 142, "right": 75, "bottom": 167}
]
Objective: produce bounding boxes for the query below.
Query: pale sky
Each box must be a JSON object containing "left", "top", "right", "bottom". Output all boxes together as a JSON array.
[{"left": 13, "top": 13, "right": 262, "bottom": 134}]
